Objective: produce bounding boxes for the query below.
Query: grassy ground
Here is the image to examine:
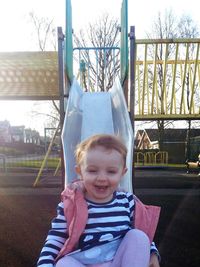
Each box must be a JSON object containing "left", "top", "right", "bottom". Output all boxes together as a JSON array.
[{"left": 0, "top": 168, "right": 199, "bottom": 267}]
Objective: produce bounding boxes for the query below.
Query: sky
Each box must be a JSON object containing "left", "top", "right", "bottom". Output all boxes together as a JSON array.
[{"left": 0, "top": 0, "right": 199, "bottom": 134}]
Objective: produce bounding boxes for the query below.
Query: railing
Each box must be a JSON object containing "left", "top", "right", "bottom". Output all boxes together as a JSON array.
[
  {"left": 135, "top": 151, "right": 168, "bottom": 166},
  {"left": 134, "top": 39, "right": 200, "bottom": 120},
  {"left": 0, "top": 153, "right": 60, "bottom": 172}
]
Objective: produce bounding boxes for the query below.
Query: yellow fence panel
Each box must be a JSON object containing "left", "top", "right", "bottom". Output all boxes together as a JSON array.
[{"left": 134, "top": 39, "right": 200, "bottom": 120}]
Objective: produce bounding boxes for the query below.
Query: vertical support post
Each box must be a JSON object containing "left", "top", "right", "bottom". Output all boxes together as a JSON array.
[
  {"left": 120, "top": 0, "right": 128, "bottom": 103},
  {"left": 129, "top": 26, "right": 136, "bottom": 193},
  {"left": 58, "top": 27, "right": 65, "bottom": 189},
  {"left": 65, "top": 0, "right": 73, "bottom": 84}
]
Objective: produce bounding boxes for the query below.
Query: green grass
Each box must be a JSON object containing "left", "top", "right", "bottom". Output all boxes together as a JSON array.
[
  {"left": 1, "top": 160, "right": 189, "bottom": 171},
  {"left": 0, "top": 146, "right": 24, "bottom": 156},
  {"left": 5, "top": 158, "right": 60, "bottom": 168},
  {"left": 135, "top": 163, "right": 186, "bottom": 168},
  {"left": 166, "top": 163, "right": 186, "bottom": 168}
]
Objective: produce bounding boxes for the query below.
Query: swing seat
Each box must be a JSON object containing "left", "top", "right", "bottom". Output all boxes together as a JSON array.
[{"left": 186, "top": 158, "right": 200, "bottom": 174}]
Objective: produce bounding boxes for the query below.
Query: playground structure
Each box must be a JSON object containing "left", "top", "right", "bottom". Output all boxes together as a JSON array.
[
  {"left": 134, "top": 39, "right": 200, "bottom": 120},
  {"left": 0, "top": 0, "right": 200, "bottom": 185},
  {"left": 135, "top": 151, "right": 168, "bottom": 166},
  {"left": 60, "top": 0, "right": 134, "bottom": 191}
]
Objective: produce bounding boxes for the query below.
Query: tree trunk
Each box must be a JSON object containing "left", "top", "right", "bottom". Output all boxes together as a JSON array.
[
  {"left": 185, "top": 120, "right": 191, "bottom": 160},
  {"left": 157, "top": 120, "right": 165, "bottom": 151}
]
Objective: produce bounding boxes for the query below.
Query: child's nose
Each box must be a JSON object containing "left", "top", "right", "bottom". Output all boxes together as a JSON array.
[{"left": 96, "top": 172, "right": 107, "bottom": 181}]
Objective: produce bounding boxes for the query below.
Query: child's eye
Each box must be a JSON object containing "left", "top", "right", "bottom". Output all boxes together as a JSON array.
[
  {"left": 88, "top": 169, "right": 97, "bottom": 173},
  {"left": 108, "top": 170, "right": 117, "bottom": 174}
]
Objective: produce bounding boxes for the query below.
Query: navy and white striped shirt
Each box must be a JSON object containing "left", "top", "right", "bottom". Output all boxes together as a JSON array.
[
  {"left": 37, "top": 192, "right": 159, "bottom": 267},
  {"left": 78, "top": 191, "right": 134, "bottom": 251}
]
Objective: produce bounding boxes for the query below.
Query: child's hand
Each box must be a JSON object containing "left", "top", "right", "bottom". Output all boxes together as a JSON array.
[{"left": 149, "top": 253, "right": 160, "bottom": 267}]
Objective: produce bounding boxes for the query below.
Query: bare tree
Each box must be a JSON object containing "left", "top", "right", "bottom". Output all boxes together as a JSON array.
[
  {"left": 178, "top": 15, "right": 199, "bottom": 40},
  {"left": 73, "top": 13, "right": 120, "bottom": 91},
  {"left": 147, "top": 9, "right": 178, "bottom": 39},
  {"left": 177, "top": 15, "right": 200, "bottom": 160},
  {"left": 143, "top": 10, "right": 178, "bottom": 150},
  {"left": 145, "top": 9, "right": 199, "bottom": 150},
  {"left": 29, "top": 11, "right": 57, "bottom": 51},
  {"left": 28, "top": 12, "right": 60, "bottom": 132}
]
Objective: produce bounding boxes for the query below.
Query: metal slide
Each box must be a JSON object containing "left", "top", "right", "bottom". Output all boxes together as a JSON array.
[{"left": 61, "top": 77, "right": 134, "bottom": 192}]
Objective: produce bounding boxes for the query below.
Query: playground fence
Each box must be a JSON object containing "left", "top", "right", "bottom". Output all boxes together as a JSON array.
[{"left": 0, "top": 152, "right": 60, "bottom": 173}]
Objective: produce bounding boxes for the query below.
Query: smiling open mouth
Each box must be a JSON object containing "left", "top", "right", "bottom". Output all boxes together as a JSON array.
[{"left": 95, "top": 185, "right": 108, "bottom": 191}]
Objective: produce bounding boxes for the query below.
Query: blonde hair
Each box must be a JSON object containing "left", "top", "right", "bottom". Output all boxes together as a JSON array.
[{"left": 75, "top": 134, "right": 127, "bottom": 166}]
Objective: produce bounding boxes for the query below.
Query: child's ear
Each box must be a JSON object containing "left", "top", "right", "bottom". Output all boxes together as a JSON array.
[
  {"left": 75, "top": 165, "right": 81, "bottom": 176},
  {"left": 122, "top": 167, "right": 128, "bottom": 176}
]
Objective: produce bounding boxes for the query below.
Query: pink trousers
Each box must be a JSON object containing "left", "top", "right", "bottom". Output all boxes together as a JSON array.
[{"left": 56, "top": 229, "right": 150, "bottom": 267}]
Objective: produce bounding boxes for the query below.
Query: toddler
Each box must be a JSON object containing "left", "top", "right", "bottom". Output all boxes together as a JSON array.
[{"left": 37, "top": 134, "right": 160, "bottom": 267}]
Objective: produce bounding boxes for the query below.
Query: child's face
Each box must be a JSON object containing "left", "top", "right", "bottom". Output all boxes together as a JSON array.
[{"left": 75, "top": 145, "right": 127, "bottom": 203}]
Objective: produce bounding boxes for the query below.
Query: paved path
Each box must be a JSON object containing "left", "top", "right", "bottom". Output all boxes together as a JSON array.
[{"left": 0, "top": 168, "right": 199, "bottom": 195}]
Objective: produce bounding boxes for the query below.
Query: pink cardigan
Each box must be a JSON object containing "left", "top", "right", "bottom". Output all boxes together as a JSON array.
[{"left": 55, "top": 187, "right": 161, "bottom": 261}]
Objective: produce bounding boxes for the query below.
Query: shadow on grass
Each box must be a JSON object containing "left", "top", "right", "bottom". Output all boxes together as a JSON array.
[
  {"left": 0, "top": 195, "right": 60, "bottom": 267},
  {"left": 134, "top": 168, "right": 200, "bottom": 189},
  {"left": 0, "top": 169, "right": 199, "bottom": 267},
  {"left": 140, "top": 195, "right": 200, "bottom": 267}
]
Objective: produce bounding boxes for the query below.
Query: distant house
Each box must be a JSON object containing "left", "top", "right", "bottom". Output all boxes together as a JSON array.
[
  {"left": 0, "top": 120, "right": 12, "bottom": 143},
  {"left": 25, "top": 128, "right": 40, "bottom": 145},
  {"left": 135, "top": 128, "right": 200, "bottom": 163},
  {"left": 10, "top": 125, "right": 25, "bottom": 142},
  {"left": 135, "top": 129, "right": 159, "bottom": 149},
  {"left": 0, "top": 121, "right": 41, "bottom": 145}
]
